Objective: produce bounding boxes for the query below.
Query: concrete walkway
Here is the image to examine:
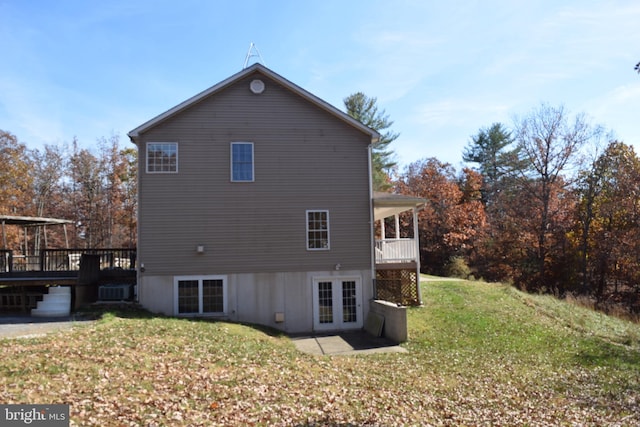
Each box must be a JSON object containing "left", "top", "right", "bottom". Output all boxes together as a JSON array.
[
  {"left": 0, "top": 315, "right": 93, "bottom": 339},
  {"left": 291, "top": 331, "right": 407, "bottom": 356}
]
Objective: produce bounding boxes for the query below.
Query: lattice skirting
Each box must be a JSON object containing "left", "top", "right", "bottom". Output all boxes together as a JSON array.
[{"left": 376, "top": 269, "right": 420, "bottom": 306}]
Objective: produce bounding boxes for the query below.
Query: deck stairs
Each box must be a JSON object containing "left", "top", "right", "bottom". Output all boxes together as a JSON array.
[{"left": 31, "top": 286, "right": 71, "bottom": 317}]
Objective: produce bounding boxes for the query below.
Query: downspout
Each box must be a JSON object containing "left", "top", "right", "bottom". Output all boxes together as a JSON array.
[
  {"left": 367, "top": 144, "right": 376, "bottom": 299},
  {"left": 129, "top": 133, "right": 142, "bottom": 304}
]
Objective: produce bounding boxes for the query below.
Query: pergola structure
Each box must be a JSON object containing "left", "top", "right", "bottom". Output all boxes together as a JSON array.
[{"left": 0, "top": 215, "right": 73, "bottom": 250}]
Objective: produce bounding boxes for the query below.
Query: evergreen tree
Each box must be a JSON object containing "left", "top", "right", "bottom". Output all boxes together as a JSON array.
[
  {"left": 344, "top": 92, "right": 398, "bottom": 191},
  {"left": 463, "top": 123, "right": 518, "bottom": 204}
]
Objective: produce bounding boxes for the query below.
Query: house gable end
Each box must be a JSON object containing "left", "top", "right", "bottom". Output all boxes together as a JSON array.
[{"left": 128, "top": 64, "right": 379, "bottom": 144}]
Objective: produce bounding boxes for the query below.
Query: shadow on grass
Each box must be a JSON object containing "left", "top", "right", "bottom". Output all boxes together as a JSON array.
[
  {"left": 75, "top": 303, "right": 288, "bottom": 338},
  {"left": 574, "top": 341, "right": 640, "bottom": 367}
]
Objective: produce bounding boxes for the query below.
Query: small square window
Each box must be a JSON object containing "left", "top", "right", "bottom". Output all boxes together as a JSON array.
[
  {"left": 231, "top": 142, "right": 254, "bottom": 182},
  {"left": 307, "top": 210, "right": 330, "bottom": 250},
  {"left": 147, "top": 142, "right": 177, "bottom": 173}
]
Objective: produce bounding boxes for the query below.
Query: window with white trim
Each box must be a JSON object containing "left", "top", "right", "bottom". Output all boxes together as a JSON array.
[
  {"left": 307, "top": 210, "right": 330, "bottom": 250},
  {"left": 147, "top": 142, "right": 178, "bottom": 173},
  {"left": 174, "top": 275, "right": 227, "bottom": 315},
  {"left": 231, "top": 142, "right": 254, "bottom": 182}
]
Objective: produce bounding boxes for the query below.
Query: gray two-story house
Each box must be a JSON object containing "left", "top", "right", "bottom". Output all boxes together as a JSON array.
[{"left": 129, "top": 64, "right": 422, "bottom": 333}]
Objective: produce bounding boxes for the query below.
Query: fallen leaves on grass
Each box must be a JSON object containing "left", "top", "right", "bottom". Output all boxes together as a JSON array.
[{"left": 1, "top": 314, "right": 638, "bottom": 426}]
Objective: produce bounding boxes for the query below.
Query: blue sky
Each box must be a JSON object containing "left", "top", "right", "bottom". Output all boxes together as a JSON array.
[{"left": 1, "top": 0, "right": 638, "bottom": 168}]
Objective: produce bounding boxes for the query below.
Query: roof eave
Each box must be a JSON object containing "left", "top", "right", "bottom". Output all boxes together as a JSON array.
[{"left": 372, "top": 191, "right": 427, "bottom": 220}]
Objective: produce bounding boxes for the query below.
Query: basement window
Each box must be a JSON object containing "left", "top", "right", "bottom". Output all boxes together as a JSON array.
[{"left": 174, "top": 275, "right": 227, "bottom": 315}]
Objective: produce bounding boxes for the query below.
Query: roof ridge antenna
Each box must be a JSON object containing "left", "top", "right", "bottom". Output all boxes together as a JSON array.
[{"left": 243, "top": 43, "right": 266, "bottom": 69}]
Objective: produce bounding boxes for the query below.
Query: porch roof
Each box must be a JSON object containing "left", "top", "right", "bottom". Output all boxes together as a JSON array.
[{"left": 373, "top": 192, "right": 427, "bottom": 221}]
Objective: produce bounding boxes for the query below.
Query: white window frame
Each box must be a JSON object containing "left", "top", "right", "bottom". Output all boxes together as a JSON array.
[
  {"left": 306, "top": 210, "right": 330, "bottom": 251},
  {"left": 146, "top": 142, "right": 178, "bottom": 173},
  {"left": 173, "top": 275, "right": 227, "bottom": 316},
  {"left": 312, "top": 276, "right": 363, "bottom": 330},
  {"left": 230, "top": 142, "right": 254, "bottom": 182}
]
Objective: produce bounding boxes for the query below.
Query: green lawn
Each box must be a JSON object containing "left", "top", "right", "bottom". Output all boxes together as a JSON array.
[{"left": 1, "top": 279, "right": 639, "bottom": 426}]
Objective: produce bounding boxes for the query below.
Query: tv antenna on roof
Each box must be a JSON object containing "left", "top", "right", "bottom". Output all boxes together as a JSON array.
[{"left": 243, "top": 42, "right": 266, "bottom": 69}]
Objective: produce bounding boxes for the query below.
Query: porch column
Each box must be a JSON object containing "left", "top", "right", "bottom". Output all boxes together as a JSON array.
[
  {"left": 380, "top": 218, "right": 386, "bottom": 240},
  {"left": 413, "top": 207, "right": 422, "bottom": 304},
  {"left": 394, "top": 214, "right": 400, "bottom": 239}
]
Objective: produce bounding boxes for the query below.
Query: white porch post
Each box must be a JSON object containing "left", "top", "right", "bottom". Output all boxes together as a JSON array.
[
  {"left": 394, "top": 214, "right": 400, "bottom": 239},
  {"left": 413, "top": 207, "right": 422, "bottom": 304},
  {"left": 380, "top": 217, "right": 386, "bottom": 240}
]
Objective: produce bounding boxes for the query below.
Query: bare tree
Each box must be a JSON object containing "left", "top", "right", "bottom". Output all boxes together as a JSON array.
[
  {"left": 513, "top": 104, "right": 601, "bottom": 289},
  {"left": 29, "top": 144, "right": 66, "bottom": 250}
]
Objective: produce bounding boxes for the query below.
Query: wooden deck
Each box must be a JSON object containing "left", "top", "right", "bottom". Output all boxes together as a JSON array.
[{"left": 0, "top": 248, "right": 136, "bottom": 313}]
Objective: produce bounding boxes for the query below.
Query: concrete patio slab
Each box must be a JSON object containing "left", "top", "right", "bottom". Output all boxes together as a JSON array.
[{"left": 291, "top": 331, "right": 408, "bottom": 356}]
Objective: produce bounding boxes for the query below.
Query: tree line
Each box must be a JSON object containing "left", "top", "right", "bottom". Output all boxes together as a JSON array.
[
  {"left": 2, "top": 92, "right": 638, "bottom": 316},
  {"left": 389, "top": 104, "right": 639, "bottom": 316},
  {"left": 0, "top": 130, "right": 136, "bottom": 253}
]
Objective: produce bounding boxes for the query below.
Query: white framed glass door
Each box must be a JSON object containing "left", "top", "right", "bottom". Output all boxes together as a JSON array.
[{"left": 312, "top": 276, "right": 363, "bottom": 330}]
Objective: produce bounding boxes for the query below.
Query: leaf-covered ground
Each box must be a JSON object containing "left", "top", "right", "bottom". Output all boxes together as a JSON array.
[{"left": 1, "top": 280, "right": 639, "bottom": 426}]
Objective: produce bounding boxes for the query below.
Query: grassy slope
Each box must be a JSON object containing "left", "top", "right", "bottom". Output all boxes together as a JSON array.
[{"left": 1, "top": 279, "right": 639, "bottom": 426}]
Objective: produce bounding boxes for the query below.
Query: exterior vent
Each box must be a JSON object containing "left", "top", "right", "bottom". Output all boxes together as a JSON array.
[
  {"left": 250, "top": 79, "right": 265, "bottom": 94},
  {"left": 98, "top": 284, "right": 131, "bottom": 301}
]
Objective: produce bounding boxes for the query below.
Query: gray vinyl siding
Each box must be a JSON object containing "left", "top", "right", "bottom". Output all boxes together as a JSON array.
[{"left": 136, "top": 71, "right": 372, "bottom": 276}]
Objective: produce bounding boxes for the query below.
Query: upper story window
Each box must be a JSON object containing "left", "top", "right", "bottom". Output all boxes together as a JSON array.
[
  {"left": 307, "top": 210, "right": 330, "bottom": 250},
  {"left": 231, "top": 142, "right": 254, "bottom": 182},
  {"left": 147, "top": 142, "right": 178, "bottom": 173}
]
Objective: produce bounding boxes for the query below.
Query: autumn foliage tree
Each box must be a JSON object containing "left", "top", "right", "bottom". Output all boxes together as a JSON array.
[
  {"left": 0, "top": 131, "right": 32, "bottom": 215},
  {"left": 510, "top": 104, "right": 597, "bottom": 290},
  {"left": 396, "top": 158, "right": 486, "bottom": 275},
  {"left": 0, "top": 129, "right": 137, "bottom": 252},
  {"left": 575, "top": 141, "right": 640, "bottom": 303},
  {"left": 0, "top": 131, "right": 33, "bottom": 249}
]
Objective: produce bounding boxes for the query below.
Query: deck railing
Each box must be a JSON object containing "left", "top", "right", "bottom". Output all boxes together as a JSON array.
[
  {"left": 0, "top": 249, "right": 136, "bottom": 273},
  {"left": 375, "top": 239, "right": 417, "bottom": 263}
]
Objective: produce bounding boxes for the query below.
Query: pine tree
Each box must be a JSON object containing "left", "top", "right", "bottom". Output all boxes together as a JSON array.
[{"left": 344, "top": 92, "right": 398, "bottom": 191}]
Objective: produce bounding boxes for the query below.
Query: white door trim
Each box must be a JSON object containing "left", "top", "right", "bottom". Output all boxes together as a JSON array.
[{"left": 312, "top": 276, "right": 363, "bottom": 331}]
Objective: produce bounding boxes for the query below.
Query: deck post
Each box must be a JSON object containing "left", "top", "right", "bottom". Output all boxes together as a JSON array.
[
  {"left": 413, "top": 207, "right": 422, "bottom": 305},
  {"left": 1, "top": 220, "right": 6, "bottom": 249}
]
